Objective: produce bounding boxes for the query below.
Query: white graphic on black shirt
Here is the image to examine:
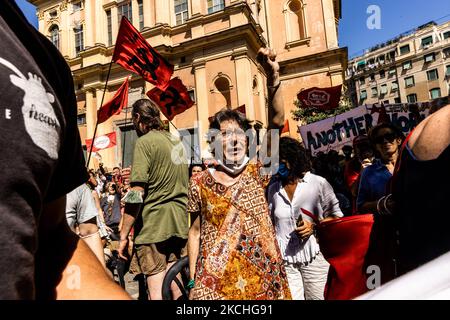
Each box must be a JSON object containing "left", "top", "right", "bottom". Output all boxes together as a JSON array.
[{"left": 0, "top": 57, "right": 60, "bottom": 159}]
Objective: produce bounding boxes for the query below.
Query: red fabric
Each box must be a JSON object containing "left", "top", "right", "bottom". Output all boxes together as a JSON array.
[
  {"left": 146, "top": 77, "right": 194, "bottom": 121},
  {"left": 97, "top": 78, "right": 129, "bottom": 124},
  {"left": 85, "top": 132, "right": 117, "bottom": 152},
  {"left": 316, "top": 214, "right": 375, "bottom": 300},
  {"left": 371, "top": 104, "right": 391, "bottom": 125},
  {"left": 235, "top": 104, "right": 246, "bottom": 115},
  {"left": 297, "top": 85, "right": 342, "bottom": 110},
  {"left": 113, "top": 17, "right": 173, "bottom": 90},
  {"left": 281, "top": 119, "right": 290, "bottom": 134},
  {"left": 344, "top": 160, "right": 361, "bottom": 190}
]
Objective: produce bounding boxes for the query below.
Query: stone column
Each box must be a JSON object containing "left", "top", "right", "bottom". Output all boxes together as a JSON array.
[
  {"left": 193, "top": 59, "right": 210, "bottom": 158},
  {"left": 111, "top": 5, "right": 119, "bottom": 41},
  {"left": 257, "top": 71, "right": 267, "bottom": 126},
  {"left": 233, "top": 49, "right": 256, "bottom": 121},
  {"left": 84, "top": 0, "right": 94, "bottom": 48},
  {"left": 143, "top": 0, "right": 153, "bottom": 27},
  {"left": 59, "top": 5, "right": 69, "bottom": 57},
  {"left": 321, "top": 0, "right": 338, "bottom": 49},
  {"left": 85, "top": 89, "right": 96, "bottom": 139},
  {"left": 94, "top": 0, "right": 105, "bottom": 45},
  {"left": 155, "top": 0, "right": 171, "bottom": 25},
  {"left": 131, "top": 0, "right": 140, "bottom": 29},
  {"left": 96, "top": 88, "right": 116, "bottom": 168}
]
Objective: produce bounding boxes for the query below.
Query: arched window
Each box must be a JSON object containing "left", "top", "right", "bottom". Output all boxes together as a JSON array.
[
  {"left": 284, "top": 0, "right": 307, "bottom": 43},
  {"left": 214, "top": 76, "right": 231, "bottom": 108},
  {"left": 49, "top": 25, "right": 60, "bottom": 49}
]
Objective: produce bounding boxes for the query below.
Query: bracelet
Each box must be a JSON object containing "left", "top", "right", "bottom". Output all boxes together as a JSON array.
[
  {"left": 382, "top": 194, "right": 393, "bottom": 215},
  {"left": 376, "top": 196, "right": 385, "bottom": 215},
  {"left": 186, "top": 279, "right": 195, "bottom": 289}
]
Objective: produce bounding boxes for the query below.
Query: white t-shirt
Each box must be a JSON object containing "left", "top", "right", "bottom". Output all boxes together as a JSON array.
[{"left": 267, "top": 172, "right": 343, "bottom": 264}]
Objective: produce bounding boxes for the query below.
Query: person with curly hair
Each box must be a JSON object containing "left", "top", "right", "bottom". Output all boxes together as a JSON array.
[
  {"left": 187, "top": 48, "right": 292, "bottom": 300},
  {"left": 266, "top": 137, "right": 343, "bottom": 300}
]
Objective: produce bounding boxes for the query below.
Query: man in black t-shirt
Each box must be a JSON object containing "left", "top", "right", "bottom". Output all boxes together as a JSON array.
[{"left": 0, "top": 1, "right": 129, "bottom": 299}]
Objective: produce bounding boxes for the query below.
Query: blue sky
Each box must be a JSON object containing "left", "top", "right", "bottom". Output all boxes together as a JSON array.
[
  {"left": 339, "top": 0, "right": 450, "bottom": 58},
  {"left": 16, "top": 0, "right": 38, "bottom": 27},
  {"left": 16, "top": 0, "right": 450, "bottom": 59}
]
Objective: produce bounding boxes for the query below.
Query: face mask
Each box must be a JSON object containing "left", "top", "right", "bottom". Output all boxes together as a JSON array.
[
  {"left": 216, "top": 156, "right": 249, "bottom": 176},
  {"left": 278, "top": 163, "right": 289, "bottom": 179}
]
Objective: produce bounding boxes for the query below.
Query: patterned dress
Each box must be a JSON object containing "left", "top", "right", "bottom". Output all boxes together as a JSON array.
[{"left": 187, "top": 163, "right": 292, "bottom": 300}]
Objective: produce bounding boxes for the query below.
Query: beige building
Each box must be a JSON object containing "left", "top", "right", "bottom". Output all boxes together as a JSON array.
[
  {"left": 347, "top": 20, "right": 450, "bottom": 107},
  {"left": 31, "top": 0, "right": 347, "bottom": 169}
]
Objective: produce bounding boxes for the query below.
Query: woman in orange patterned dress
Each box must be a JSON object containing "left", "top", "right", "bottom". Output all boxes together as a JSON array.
[{"left": 187, "top": 48, "right": 291, "bottom": 300}]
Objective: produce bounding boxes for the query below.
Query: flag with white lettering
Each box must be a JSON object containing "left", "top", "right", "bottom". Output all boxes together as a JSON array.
[
  {"left": 86, "top": 132, "right": 117, "bottom": 152},
  {"left": 297, "top": 85, "right": 342, "bottom": 110}
]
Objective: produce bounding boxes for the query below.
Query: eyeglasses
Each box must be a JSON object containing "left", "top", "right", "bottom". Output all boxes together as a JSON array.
[
  {"left": 373, "top": 132, "right": 397, "bottom": 145},
  {"left": 220, "top": 129, "right": 246, "bottom": 140}
]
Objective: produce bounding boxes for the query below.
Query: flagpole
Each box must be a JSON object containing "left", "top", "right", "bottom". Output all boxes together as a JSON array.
[
  {"left": 87, "top": 60, "right": 114, "bottom": 168},
  {"left": 163, "top": 114, "right": 200, "bottom": 164},
  {"left": 122, "top": 105, "right": 129, "bottom": 167}
]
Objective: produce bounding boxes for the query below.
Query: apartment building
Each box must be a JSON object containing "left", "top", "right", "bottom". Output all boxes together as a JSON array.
[{"left": 347, "top": 20, "right": 450, "bottom": 107}]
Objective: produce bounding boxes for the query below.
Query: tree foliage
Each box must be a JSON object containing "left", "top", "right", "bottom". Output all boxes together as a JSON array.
[{"left": 292, "top": 84, "right": 353, "bottom": 124}]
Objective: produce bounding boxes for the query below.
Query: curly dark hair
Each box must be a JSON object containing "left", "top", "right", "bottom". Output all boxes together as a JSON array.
[
  {"left": 209, "top": 108, "right": 251, "bottom": 132},
  {"left": 279, "top": 137, "right": 312, "bottom": 180}
]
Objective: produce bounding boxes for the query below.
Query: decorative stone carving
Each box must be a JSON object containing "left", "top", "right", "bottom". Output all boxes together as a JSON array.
[{"left": 60, "top": 1, "right": 68, "bottom": 11}]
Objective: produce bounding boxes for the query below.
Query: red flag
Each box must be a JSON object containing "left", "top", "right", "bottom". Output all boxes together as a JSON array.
[
  {"left": 85, "top": 132, "right": 117, "bottom": 152},
  {"left": 235, "top": 104, "right": 246, "bottom": 115},
  {"left": 97, "top": 78, "right": 129, "bottom": 124},
  {"left": 113, "top": 17, "right": 173, "bottom": 90},
  {"left": 281, "top": 119, "right": 290, "bottom": 134},
  {"left": 146, "top": 77, "right": 194, "bottom": 121},
  {"left": 316, "top": 214, "right": 375, "bottom": 300},
  {"left": 297, "top": 85, "right": 342, "bottom": 110},
  {"left": 371, "top": 103, "right": 391, "bottom": 125}
]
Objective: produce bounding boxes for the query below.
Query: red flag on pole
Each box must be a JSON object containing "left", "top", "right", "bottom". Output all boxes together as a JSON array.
[
  {"left": 146, "top": 77, "right": 194, "bottom": 121},
  {"left": 85, "top": 132, "right": 117, "bottom": 152},
  {"left": 97, "top": 78, "right": 129, "bottom": 124},
  {"left": 235, "top": 104, "right": 246, "bottom": 115},
  {"left": 281, "top": 119, "right": 290, "bottom": 134},
  {"left": 113, "top": 17, "right": 173, "bottom": 90},
  {"left": 297, "top": 85, "right": 342, "bottom": 110},
  {"left": 371, "top": 103, "right": 391, "bottom": 125}
]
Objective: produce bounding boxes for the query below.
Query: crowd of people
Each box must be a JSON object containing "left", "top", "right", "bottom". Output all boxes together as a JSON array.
[{"left": 1, "top": 1, "right": 449, "bottom": 300}]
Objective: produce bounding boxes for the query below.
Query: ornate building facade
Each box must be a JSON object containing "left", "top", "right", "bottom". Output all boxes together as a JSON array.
[
  {"left": 347, "top": 20, "right": 450, "bottom": 107},
  {"left": 31, "top": 0, "right": 347, "bottom": 169}
]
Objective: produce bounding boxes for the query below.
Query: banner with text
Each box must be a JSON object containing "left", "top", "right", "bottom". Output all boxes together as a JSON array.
[{"left": 299, "top": 103, "right": 431, "bottom": 155}]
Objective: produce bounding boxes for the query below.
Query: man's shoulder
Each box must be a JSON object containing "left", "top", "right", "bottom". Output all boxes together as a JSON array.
[{"left": 139, "top": 130, "right": 175, "bottom": 144}]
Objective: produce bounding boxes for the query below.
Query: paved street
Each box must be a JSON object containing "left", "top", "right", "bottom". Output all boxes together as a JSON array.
[{"left": 123, "top": 272, "right": 139, "bottom": 300}]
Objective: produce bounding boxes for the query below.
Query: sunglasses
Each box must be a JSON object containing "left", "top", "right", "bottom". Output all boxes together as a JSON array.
[{"left": 373, "top": 132, "right": 397, "bottom": 145}]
